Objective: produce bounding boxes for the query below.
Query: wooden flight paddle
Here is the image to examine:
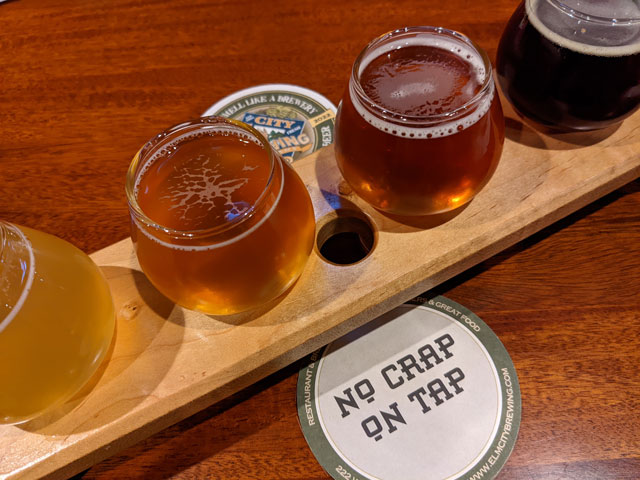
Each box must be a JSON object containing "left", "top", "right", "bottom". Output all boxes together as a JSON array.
[{"left": 1, "top": 105, "right": 639, "bottom": 479}]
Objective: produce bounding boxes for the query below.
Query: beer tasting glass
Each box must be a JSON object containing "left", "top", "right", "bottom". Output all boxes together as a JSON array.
[
  {"left": 0, "top": 221, "right": 115, "bottom": 424},
  {"left": 126, "top": 117, "right": 316, "bottom": 315},
  {"left": 335, "top": 26, "right": 505, "bottom": 217},
  {"left": 497, "top": 0, "right": 640, "bottom": 132}
]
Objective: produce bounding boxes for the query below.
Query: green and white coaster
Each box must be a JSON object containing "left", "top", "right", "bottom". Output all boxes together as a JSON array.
[
  {"left": 203, "top": 84, "right": 336, "bottom": 162},
  {"left": 297, "top": 295, "right": 521, "bottom": 480}
]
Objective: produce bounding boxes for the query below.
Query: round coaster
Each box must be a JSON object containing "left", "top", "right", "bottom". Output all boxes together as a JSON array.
[
  {"left": 297, "top": 295, "right": 521, "bottom": 480},
  {"left": 203, "top": 84, "right": 336, "bottom": 162}
]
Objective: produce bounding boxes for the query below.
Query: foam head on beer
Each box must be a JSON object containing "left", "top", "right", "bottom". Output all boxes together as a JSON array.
[
  {"left": 361, "top": 41, "right": 483, "bottom": 117},
  {"left": 135, "top": 126, "right": 270, "bottom": 233},
  {"left": 533, "top": 0, "right": 640, "bottom": 52}
]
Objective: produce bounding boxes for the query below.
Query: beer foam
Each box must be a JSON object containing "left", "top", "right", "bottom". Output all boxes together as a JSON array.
[
  {"left": 352, "top": 35, "right": 494, "bottom": 139},
  {"left": 0, "top": 225, "right": 35, "bottom": 334},
  {"left": 133, "top": 126, "right": 262, "bottom": 197},
  {"left": 158, "top": 153, "right": 253, "bottom": 226},
  {"left": 528, "top": 0, "right": 640, "bottom": 56},
  {"left": 133, "top": 125, "right": 284, "bottom": 250},
  {"left": 133, "top": 157, "right": 284, "bottom": 251}
]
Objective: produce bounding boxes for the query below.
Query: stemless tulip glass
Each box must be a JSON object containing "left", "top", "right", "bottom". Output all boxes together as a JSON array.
[
  {"left": 335, "top": 26, "right": 505, "bottom": 216},
  {"left": 497, "top": 0, "right": 640, "bottom": 132},
  {"left": 126, "top": 117, "right": 316, "bottom": 315}
]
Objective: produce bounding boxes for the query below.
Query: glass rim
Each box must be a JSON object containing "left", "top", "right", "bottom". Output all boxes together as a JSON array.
[
  {"left": 349, "top": 26, "right": 495, "bottom": 126},
  {"left": 0, "top": 221, "right": 34, "bottom": 334},
  {"left": 538, "top": 0, "right": 640, "bottom": 25},
  {"left": 125, "top": 116, "right": 277, "bottom": 240},
  {"left": 0, "top": 221, "right": 6, "bottom": 260}
]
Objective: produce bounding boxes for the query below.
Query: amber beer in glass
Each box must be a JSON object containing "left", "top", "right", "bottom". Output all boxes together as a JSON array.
[
  {"left": 126, "top": 117, "right": 315, "bottom": 315},
  {"left": 335, "top": 27, "right": 505, "bottom": 216},
  {"left": 0, "top": 221, "right": 115, "bottom": 424},
  {"left": 497, "top": 0, "right": 640, "bottom": 131}
]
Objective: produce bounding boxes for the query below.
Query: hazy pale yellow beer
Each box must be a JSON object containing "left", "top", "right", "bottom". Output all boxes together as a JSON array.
[
  {"left": 126, "top": 117, "right": 316, "bottom": 315},
  {"left": 0, "top": 222, "right": 115, "bottom": 424}
]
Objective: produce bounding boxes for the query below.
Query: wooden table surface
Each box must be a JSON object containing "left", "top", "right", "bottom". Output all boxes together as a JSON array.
[{"left": 1, "top": 0, "right": 639, "bottom": 479}]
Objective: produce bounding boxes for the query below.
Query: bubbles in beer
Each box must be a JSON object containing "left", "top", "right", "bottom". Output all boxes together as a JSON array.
[
  {"left": 158, "top": 153, "right": 252, "bottom": 225},
  {"left": 364, "top": 45, "right": 481, "bottom": 116},
  {"left": 135, "top": 129, "right": 270, "bottom": 231},
  {"left": 529, "top": 0, "right": 640, "bottom": 55},
  {"left": 352, "top": 36, "right": 493, "bottom": 138},
  {"left": 133, "top": 127, "right": 285, "bottom": 252}
]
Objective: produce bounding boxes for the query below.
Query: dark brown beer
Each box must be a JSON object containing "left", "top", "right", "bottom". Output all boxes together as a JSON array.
[
  {"left": 335, "top": 27, "right": 504, "bottom": 216},
  {"left": 497, "top": 0, "right": 640, "bottom": 131}
]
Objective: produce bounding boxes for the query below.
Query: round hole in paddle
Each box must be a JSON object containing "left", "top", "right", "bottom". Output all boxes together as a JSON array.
[{"left": 316, "top": 210, "right": 376, "bottom": 265}]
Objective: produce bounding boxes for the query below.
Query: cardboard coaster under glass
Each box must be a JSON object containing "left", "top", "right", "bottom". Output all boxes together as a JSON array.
[
  {"left": 297, "top": 296, "right": 521, "bottom": 480},
  {"left": 203, "top": 83, "right": 337, "bottom": 163}
]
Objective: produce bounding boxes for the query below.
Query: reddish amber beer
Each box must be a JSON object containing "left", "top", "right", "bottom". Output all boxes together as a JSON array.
[
  {"left": 126, "top": 117, "right": 315, "bottom": 315},
  {"left": 335, "top": 27, "right": 504, "bottom": 216}
]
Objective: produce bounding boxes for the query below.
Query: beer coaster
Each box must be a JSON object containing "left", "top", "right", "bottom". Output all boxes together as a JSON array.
[
  {"left": 297, "top": 295, "right": 521, "bottom": 480},
  {"left": 203, "top": 84, "right": 336, "bottom": 162}
]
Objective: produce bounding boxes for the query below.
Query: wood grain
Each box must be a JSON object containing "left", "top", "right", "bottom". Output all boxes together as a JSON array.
[
  {"left": 2, "top": 112, "right": 639, "bottom": 478},
  {"left": 1, "top": 0, "right": 639, "bottom": 479}
]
